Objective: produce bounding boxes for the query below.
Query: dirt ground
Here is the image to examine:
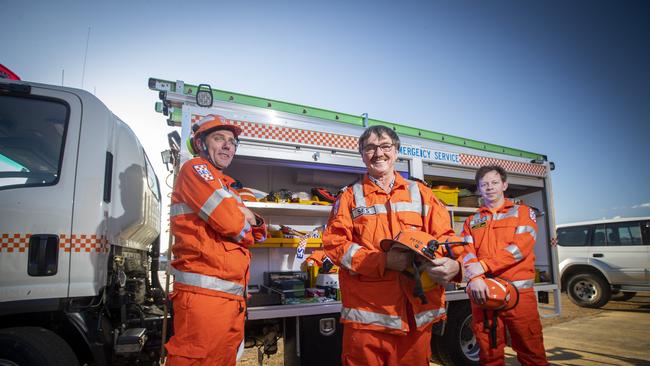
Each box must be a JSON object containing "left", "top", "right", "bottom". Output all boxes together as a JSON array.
[{"left": 238, "top": 292, "right": 650, "bottom": 365}]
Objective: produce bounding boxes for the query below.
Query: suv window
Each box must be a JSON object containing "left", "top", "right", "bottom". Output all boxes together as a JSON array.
[
  {"left": 0, "top": 95, "right": 68, "bottom": 189},
  {"left": 557, "top": 225, "right": 590, "bottom": 246},
  {"left": 605, "top": 221, "right": 643, "bottom": 246}
]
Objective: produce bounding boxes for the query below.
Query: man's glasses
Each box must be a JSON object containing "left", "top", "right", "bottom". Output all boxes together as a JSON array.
[
  {"left": 211, "top": 134, "right": 239, "bottom": 148},
  {"left": 362, "top": 143, "right": 394, "bottom": 155}
]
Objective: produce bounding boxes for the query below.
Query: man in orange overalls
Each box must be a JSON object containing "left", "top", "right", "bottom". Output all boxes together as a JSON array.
[
  {"left": 462, "top": 165, "right": 548, "bottom": 366},
  {"left": 165, "top": 114, "right": 267, "bottom": 366},
  {"left": 323, "top": 125, "right": 465, "bottom": 366}
]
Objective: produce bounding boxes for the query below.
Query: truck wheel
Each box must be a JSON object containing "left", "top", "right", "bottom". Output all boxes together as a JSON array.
[
  {"left": 433, "top": 301, "right": 480, "bottom": 366},
  {"left": 567, "top": 273, "right": 611, "bottom": 308},
  {"left": 0, "top": 327, "right": 79, "bottom": 366}
]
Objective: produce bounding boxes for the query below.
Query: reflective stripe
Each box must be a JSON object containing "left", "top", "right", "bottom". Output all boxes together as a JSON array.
[
  {"left": 199, "top": 187, "right": 233, "bottom": 221},
  {"left": 423, "top": 204, "right": 430, "bottom": 218},
  {"left": 351, "top": 180, "right": 422, "bottom": 218},
  {"left": 352, "top": 183, "right": 366, "bottom": 207},
  {"left": 341, "top": 307, "right": 403, "bottom": 330},
  {"left": 391, "top": 201, "right": 421, "bottom": 214},
  {"left": 171, "top": 203, "right": 194, "bottom": 217},
  {"left": 171, "top": 267, "right": 245, "bottom": 297},
  {"left": 463, "top": 253, "right": 477, "bottom": 263},
  {"left": 414, "top": 307, "right": 446, "bottom": 328},
  {"left": 463, "top": 235, "right": 474, "bottom": 244},
  {"left": 515, "top": 225, "right": 537, "bottom": 241},
  {"left": 493, "top": 205, "right": 519, "bottom": 221},
  {"left": 505, "top": 244, "right": 523, "bottom": 262},
  {"left": 512, "top": 279, "right": 535, "bottom": 289},
  {"left": 342, "top": 243, "right": 362, "bottom": 270},
  {"left": 406, "top": 180, "right": 422, "bottom": 213},
  {"left": 232, "top": 221, "right": 252, "bottom": 243}
]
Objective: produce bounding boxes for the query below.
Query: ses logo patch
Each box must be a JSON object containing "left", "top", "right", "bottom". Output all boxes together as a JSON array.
[{"left": 193, "top": 164, "right": 214, "bottom": 181}]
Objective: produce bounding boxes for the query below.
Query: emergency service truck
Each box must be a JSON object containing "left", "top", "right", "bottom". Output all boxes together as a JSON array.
[
  {"left": 0, "top": 78, "right": 166, "bottom": 365},
  {"left": 151, "top": 78, "right": 561, "bottom": 366}
]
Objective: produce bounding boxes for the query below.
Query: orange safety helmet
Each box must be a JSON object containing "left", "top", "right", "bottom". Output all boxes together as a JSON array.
[
  {"left": 190, "top": 114, "right": 243, "bottom": 154},
  {"left": 473, "top": 277, "right": 519, "bottom": 311},
  {"left": 380, "top": 230, "right": 445, "bottom": 262},
  {"left": 237, "top": 188, "right": 258, "bottom": 202}
]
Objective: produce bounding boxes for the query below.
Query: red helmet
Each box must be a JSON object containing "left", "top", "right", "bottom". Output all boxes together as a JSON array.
[
  {"left": 191, "top": 114, "right": 242, "bottom": 154},
  {"left": 475, "top": 277, "right": 519, "bottom": 311}
]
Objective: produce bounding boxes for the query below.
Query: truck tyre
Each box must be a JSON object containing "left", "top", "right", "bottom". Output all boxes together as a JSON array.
[
  {"left": 567, "top": 273, "right": 611, "bottom": 308},
  {"left": 0, "top": 327, "right": 79, "bottom": 366},
  {"left": 433, "top": 301, "right": 479, "bottom": 366}
]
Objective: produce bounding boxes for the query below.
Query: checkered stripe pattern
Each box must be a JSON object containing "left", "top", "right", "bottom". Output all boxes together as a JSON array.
[
  {"left": 0, "top": 234, "right": 109, "bottom": 253},
  {"left": 0, "top": 233, "right": 30, "bottom": 253},
  {"left": 191, "top": 115, "right": 359, "bottom": 151},
  {"left": 191, "top": 115, "right": 546, "bottom": 176},
  {"left": 59, "top": 234, "right": 109, "bottom": 253},
  {"left": 460, "top": 154, "right": 546, "bottom": 176}
]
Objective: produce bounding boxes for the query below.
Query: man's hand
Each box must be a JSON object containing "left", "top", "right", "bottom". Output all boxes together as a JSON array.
[
  {"left": 423, "top": 257, "right": 460, "bottom": 284},
  {"left": 467, "top": 278, "right": 489, "bottom": 304},
  {"left": 239, "top": 206, "right": 256, "bottom": 226},
  {"left": 385, "top": 248, "right": 413, "bottom": 272}
]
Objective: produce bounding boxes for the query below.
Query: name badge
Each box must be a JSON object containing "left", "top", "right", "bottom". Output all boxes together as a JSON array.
[{"left": 352, "top": 206, "right": 377, "bottom": 219}]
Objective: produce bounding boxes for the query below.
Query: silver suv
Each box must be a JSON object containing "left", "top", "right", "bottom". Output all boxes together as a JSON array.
[{"left": 557, "top": 217, "right": 650, "bottom": 308}]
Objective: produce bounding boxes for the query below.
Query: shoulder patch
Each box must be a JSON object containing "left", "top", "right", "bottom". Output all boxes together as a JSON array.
[
  {"left": 193, "top": 164, "right": 214, "bottom": 181},
  {"left": 529, "top": 208, "right": 537, "bottom": 222}
]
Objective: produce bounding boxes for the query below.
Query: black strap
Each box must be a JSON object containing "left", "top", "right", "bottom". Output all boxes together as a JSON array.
[
  {"left": 490, "top": 311, "right": 498, "bottom": 349},
  {"left": 411, "top": 260, "right": 428, "bottom": 304}
]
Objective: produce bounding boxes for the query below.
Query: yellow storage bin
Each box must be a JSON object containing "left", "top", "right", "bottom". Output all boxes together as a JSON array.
[{"left": 432, "top": 186, "right": 460, "bottom": 206}]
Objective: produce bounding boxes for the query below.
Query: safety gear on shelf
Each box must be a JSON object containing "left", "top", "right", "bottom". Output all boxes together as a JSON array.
[{"left": 311, "top": 187, "right": 337, "bottom": 203}]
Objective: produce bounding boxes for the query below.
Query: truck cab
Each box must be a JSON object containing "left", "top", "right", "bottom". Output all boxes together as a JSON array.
[{"left": 0, "top": 79, "right": 165, "bottom": 366}]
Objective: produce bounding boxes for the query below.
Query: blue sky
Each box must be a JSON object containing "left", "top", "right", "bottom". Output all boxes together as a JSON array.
[{"left": 2, "top": 0, "right": 649, "bottom": 224}]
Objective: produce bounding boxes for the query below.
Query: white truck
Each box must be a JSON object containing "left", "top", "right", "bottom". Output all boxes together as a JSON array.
[
  {"left": 151, "top": 78, "right": 561, "bottom": 366},
  {"left": 0, "top": 78, "right": 166, "bottom": 365}
]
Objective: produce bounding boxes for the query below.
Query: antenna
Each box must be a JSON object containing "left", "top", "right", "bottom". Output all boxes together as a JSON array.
[
  {"left": 81, "top": 27, "right": 91, "bottom": 89},
  {"left": 61, "top": 69, "right": 65, "bottom": 86}
]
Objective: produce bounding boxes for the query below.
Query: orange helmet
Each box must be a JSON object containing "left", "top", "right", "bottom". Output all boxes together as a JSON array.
[
  {"left": 379, "top": 230, "right": 440, "bottom": 262},
  {"left": 474, "top": 277, "right": 519, "bottom": 311},
  {"left": 237, "top": 188, "right": 258, "bottom": 202},
  {"left": 191, "top": 114, "right": 242, "bottom": 154}
]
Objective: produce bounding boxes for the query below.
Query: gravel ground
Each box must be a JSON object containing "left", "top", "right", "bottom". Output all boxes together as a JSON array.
[{"left": 238, "top": 292, "right": 650, "bottom": 365}]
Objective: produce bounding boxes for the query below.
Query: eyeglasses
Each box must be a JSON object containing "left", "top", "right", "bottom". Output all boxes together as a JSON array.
[
  {"left": 362, "top": 143, "right": 394, "bottom": 155},
  {"left": 210, "top": 134, "right": 239, "bottom": 148}
]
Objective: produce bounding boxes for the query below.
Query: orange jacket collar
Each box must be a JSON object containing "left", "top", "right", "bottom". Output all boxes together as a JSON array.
[{"left": 478, "top": 198, "right": 514, "bottom": 214}]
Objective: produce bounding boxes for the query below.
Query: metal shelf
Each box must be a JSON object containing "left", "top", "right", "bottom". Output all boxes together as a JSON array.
[
  {"left": 244, "top": 201, "right": 332, "bottom": 217},
  {"left": 447, "top": 206, "right": 479, "bottom": 215}
]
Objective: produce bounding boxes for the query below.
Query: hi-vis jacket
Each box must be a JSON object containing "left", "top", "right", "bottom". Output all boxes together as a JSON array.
[
  {"left": 461, "top": 199, "right": 538, "bottom": 289},
  {"left": 323, "top": 173, "right": 464, "bottom": 335},
  {"left": 170, "top": 157, "right": 267, "bottom": 300}
]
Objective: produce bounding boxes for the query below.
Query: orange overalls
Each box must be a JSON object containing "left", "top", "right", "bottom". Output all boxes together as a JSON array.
[
  {"left": 324, "top": 173, "right": 463, "bottom": 366},
  {"left": 461, "top": 199, "right": 548, "bottom": 366},
  {"left": 165, "top": 157, "right": 266, "bottom": 366}
]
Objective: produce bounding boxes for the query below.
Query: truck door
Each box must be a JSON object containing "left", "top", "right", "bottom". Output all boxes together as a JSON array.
[{"left": 0, "top": 83, "right": 81, "bottom": 303}]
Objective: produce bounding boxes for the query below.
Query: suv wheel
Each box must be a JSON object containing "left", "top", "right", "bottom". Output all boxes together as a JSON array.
[{"left": 567, "top": 273, "right": 611, "bottom": 308}]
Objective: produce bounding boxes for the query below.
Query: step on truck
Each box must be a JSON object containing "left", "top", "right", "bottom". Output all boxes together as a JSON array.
[
  {"left": 0, "top": 78, "right": 166, "bottom": 365},
  {"left": 151, "top": 78, "right": 561, "bottom": 366}
]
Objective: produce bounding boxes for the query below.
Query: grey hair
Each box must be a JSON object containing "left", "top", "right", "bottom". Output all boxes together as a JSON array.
[{"left": 358, "top": 125, "right": 401, "bottom": 153}]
